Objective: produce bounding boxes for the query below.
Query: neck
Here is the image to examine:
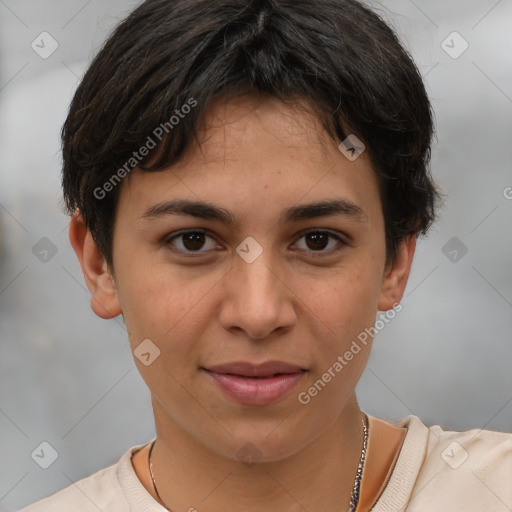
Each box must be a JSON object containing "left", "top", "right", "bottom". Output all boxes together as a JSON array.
[{"left": 145, "top": 395, "right": 367, "bottom": 512}]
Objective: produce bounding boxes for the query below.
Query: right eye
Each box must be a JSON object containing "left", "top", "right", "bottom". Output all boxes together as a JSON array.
[{"left": 165, "top": 229, "right": 222, "bottom": 255}]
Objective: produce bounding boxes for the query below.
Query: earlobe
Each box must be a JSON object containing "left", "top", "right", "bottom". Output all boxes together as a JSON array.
[
  {"left": 378, "top": 236, "right": 416, "bottom": 311},
  {"left": 69, "top": 211, "right": 122, "bottom": 319}
]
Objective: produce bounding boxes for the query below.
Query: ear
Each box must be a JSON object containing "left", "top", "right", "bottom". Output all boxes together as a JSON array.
[
  {"left": 378, "top": 236, "right": 416, "bottom": 310},
  {"left": 69, "top": 211, "right": 122, "bottom": 319}
]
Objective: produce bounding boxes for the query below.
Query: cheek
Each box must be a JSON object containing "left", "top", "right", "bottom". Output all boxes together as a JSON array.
[
  {"left": 116, "top": 261, "right": 220, "bottom": 352},
  {"left": 116, "top": 269, "right": 207, "bottom": 396},
  {"left": 304, "top": 265, "right": 381, "bottom": 341},
  {"left": 294, "top": 270, "right": 379, "bottom": 410}
]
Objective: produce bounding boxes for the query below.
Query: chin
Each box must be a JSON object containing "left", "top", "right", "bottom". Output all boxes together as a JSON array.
[{"left": 205, "top": 422, "right": 314, "bottom": 465}]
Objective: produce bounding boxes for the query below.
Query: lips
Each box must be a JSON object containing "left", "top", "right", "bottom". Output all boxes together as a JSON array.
[
  {"left": 202, "top": 361, "right": 307, "bottom": 406},
  {"left": 205, "top": 361, "right": 306, "bottom": 377}
]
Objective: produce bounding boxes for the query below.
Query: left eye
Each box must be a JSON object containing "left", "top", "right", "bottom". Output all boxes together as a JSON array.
[
  {"left": 165, "top": 229, "right": 345, "bottom": 256},
  {"left": 292, "top": 230, "right": 345, "bottom": 256}
]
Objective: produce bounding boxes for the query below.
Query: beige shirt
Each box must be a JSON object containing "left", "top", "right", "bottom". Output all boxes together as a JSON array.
[{"left": 19, "top": 415, "right": 512, "bottom": 512}]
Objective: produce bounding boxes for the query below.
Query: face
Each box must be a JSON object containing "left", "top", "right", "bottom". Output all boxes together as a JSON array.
[{"left": 78, "top": 95, "right": 413, "bottom": 463}]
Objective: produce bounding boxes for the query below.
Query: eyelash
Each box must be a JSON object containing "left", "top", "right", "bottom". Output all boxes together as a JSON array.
[{"left": 164, "top": 229, "right": 348, "bottom": 258}]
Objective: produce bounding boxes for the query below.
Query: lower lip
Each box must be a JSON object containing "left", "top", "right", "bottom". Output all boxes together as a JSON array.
[{"left": 203, "top": 370, "right": 307, "bottom": 406}]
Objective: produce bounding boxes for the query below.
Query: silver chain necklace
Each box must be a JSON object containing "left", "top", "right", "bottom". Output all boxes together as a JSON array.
[{"left": 148, "top": 413, "right": 369, "bottom": 512}]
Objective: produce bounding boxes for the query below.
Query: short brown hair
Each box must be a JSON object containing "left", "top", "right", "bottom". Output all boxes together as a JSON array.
[{"left": 62, "top": 0, "right": 440, "bottom": 269}]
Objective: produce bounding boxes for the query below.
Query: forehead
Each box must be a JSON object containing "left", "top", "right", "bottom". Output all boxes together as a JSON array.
[
  {"left": 118, "top": 95, "right": 381, "bottom": 225},
  {"left": 193, "top": 95, "right": 334, "bottom": 157}
]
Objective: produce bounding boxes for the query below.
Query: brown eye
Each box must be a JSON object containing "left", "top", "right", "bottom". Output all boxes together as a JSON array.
[
  {"left": 305, "top": 232, "right": 330, "bottom": 250},
  {"left": 293, "top": 230, "right": 346, "bottom": 257},
  {"left": 166, "top": 230, "right": 219, "bottom": 254},
  {"left": 181, "top": 232, "right": 206, "bottom": 251}
]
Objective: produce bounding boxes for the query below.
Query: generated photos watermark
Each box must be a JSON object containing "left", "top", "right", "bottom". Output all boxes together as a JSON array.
[
  {"left": 298, "top": 303, "right": 403, "bottom": 405},
  {"left": 93, "top": 97, "right": 198, "bottom": 200}
]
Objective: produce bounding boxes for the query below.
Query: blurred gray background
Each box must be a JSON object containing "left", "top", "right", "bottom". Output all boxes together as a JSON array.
[{"left": 0, "top": 0, "right": 511, "bottom": 509}]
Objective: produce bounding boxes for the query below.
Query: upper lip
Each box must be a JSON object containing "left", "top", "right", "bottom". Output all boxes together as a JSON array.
[{"left": 203, "top": 361, "right": 306, "bottom": 377}]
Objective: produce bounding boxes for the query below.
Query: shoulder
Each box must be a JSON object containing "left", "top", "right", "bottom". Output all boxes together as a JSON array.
[
  {"left": 414, "top": 417, "right": 512, "bottom": 510},
  {"left": 19, "top": 464, "right": 122, "bottom": 512},
  {"left": 371, "top": 415, "right": 512, "bottom": 512},
  {"left": 18, "top": 445, "right": 144, "bottom": 512}
]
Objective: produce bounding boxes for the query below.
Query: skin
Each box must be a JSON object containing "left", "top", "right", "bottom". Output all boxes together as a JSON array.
[{"left": 70, "top": 94, "right": 415, "bottom": 512}]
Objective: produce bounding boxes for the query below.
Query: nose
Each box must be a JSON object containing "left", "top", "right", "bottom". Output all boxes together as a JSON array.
[{"left": 218, "top": 248, "right": 297, "bottom": 340}]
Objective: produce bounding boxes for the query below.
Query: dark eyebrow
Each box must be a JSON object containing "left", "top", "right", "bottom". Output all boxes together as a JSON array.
[
  {"left": 281, "top": 199, "right": 367, "bottom": 223},
  {"left": 141, "top": 199, "right": 236, "bottom": 224},
  {"left": 141, "top": 198, "right": 367, "bottom": 224}
]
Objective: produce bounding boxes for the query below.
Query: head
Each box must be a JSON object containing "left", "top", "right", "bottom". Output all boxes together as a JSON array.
[{"left": 66, "top": 0, "right": 439, "bottom": 461}]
